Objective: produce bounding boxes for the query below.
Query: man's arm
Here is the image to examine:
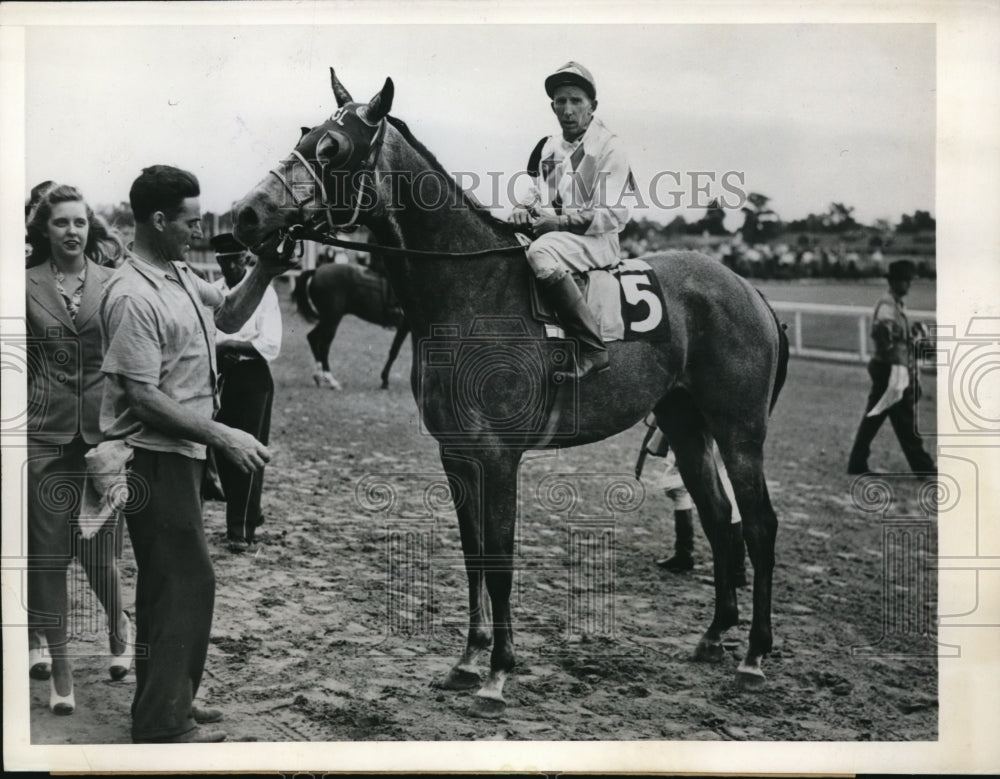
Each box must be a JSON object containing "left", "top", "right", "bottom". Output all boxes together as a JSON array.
[
  {"left": 215, "top": 239, "right": 296, "bottom": 333},
  {"left": 121, "top": 377, "right": 270, "bottom": 473}
]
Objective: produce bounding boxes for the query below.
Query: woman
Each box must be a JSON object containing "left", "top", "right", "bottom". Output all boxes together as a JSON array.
[{"left": 25, "top": 184, "right": 132, "bottom": 715}]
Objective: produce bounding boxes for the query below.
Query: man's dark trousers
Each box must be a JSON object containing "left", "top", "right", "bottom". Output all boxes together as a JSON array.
[
  {"left": 215, "top": 358, "right": 273, "bottom": 543},
  {"left": 848, "top": 360, "right": 935, "bottom": 473},
  {"left": 125, "top": 448, "right": 214, "bottom": 742}
]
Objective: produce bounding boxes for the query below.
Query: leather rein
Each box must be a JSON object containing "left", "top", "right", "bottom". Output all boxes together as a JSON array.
[{"left": 283, "top": 224, "right": 527, "bottom": 260}]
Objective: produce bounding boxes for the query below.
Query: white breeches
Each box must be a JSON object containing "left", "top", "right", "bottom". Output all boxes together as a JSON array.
[{"left": 526, "top": 230, "right": 621, "bottom": 280}]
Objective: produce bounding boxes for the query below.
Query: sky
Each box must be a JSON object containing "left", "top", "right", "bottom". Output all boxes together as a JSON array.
[{"left": 21, "top": 22, "right": 935, "bottom": 229}]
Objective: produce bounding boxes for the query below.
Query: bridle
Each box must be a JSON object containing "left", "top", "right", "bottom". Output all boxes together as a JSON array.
[
  {"left": 256, "top": 112, "right": 527, "bottom": 261},
  {"left": 267, "top": 116, "right": 388, "bottom": 235}
]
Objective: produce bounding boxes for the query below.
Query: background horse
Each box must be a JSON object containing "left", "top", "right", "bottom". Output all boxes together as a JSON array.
[
  {"left": 292, "top": 262, "right": 409, "bottom": 389},
  {"left": 234, "top": 69, "right": 789, "bottom": 718}
]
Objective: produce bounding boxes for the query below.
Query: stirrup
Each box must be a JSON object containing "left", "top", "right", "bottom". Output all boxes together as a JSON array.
[{"left": 554, "top": 350, "right": 609, "bottom": 382}]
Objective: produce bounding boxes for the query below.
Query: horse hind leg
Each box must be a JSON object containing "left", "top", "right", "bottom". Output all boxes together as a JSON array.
[
  {"left": 714, "top": 435, "right": 777, "bottom": 690},
  {"left": 656, "top": 393, "right": 739, "bottom": 664},
  {"left": 380, "top": 324, "right": 409, "bottom": 389}
]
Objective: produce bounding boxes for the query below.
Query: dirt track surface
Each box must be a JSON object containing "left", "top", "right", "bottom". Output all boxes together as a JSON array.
[{"left": 30, "top": 287, "right": 938, "bottom": 743}]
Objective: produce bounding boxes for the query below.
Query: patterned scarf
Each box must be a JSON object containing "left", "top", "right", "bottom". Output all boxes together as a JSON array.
[{"left": 50, "top": 260, "right": 87, "bottom": 323}]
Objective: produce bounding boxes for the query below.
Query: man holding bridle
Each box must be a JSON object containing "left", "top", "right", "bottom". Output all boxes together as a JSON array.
[{"left": 511, "top": 61, "right": 635, "bottom": 381}]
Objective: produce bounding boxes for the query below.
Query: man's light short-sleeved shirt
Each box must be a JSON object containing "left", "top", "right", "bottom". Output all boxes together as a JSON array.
[{"left": 99, "top": 253, "right": 222, "bottom": 459}]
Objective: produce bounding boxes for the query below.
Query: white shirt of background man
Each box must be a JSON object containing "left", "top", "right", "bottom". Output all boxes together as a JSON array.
[{"left": 212, "top": 275, "right": 282, "bottom": 362}]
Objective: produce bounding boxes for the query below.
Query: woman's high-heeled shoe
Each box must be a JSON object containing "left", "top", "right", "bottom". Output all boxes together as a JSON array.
[
  {"left": 109, "top": 612, "right": 133, "bottom": 681},
  {"left": 49, "top": 677, "right": 75, "bottom": 715},
  {"left": 29, "top": 634, "right": 51, "bottom": 681}
]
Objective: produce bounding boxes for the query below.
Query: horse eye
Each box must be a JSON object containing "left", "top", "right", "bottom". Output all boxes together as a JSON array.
[{"left": 316, "top": 132, "right": 354, "bottom": 168}]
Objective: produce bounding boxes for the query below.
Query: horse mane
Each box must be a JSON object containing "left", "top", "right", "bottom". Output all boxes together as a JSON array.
[{"left": 385, "top": 115, "right": 520, "bottom": 244}]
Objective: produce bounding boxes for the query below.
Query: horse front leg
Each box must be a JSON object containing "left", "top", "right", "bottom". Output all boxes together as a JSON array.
[
  {"left": 437, "top": 446, "right": 521, "bottom": 719},
  {"left": 435, "top": 450, "right": 492, "bottom": 691},
  {"left": 308, "top": 318, "right": 342, "bottom": 390}
]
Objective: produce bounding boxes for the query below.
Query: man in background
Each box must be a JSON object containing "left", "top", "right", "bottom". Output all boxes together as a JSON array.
[
  {"left": 210, "top": 232, "right": 282, "bottom": 553},
  {"left": 847, "top": 259, "right": 936, "bottom": 477}
]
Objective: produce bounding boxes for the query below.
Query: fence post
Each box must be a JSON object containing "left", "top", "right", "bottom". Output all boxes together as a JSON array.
[{"left": 793, "top": 310, "right": 803, "bottom": 354}]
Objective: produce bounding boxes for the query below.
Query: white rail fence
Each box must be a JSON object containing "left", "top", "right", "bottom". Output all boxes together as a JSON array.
[{"left": 770, "top": 301, "right": 935, "bottom": 367}]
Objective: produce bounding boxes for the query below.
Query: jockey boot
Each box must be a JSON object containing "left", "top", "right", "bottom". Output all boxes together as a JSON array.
[
  {"left": 541, "top": 272, "right": 610, "bottom": 382},
  {"left": 657, "top": 508, "right": 695, "bottom": 572},
  {"left": 729, "top": 522, "right": 749, "bottom": 588}
]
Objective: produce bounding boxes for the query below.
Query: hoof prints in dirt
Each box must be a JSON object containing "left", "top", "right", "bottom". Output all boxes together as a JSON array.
[{"left": 290, "top": 696, "right": 403, "bottom": 740}]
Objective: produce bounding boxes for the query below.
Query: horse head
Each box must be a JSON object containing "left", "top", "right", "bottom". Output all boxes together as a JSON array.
[{"left": 233, "top": 68, "right": 393, "bottom": 251}]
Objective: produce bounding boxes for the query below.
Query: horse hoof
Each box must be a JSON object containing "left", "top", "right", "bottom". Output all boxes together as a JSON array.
[
  {"left": 694, "top": 639, "right": 726, "bottom": 663},
  {"left": 467, "top": 694, "right": 506, "bottom": 719},
  {"left": 735, "top": 664, "right": 767, "bottom": 690},
  {"left": 435, "top": 667, "right": 481, "bottom": 691},
  {"left": 380, "top": 381, "right": 389, "bottom": 390}
]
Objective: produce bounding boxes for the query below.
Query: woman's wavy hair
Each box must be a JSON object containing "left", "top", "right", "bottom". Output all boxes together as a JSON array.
[{"left": 26, "top": 184, "right": 124, "bottom": 268}]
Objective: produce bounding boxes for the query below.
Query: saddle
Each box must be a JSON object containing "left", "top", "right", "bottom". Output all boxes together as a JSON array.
[{"left": 529, "top": 258, "right": 671, "bottom": 343}]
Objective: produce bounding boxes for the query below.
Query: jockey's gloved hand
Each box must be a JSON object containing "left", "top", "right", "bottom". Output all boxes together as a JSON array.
[
  {"left": 531, "top": 214, "right": 562, "bottom": 236},
  {"left": 510, "top": 206, "right": 534, "bottom": 227}
]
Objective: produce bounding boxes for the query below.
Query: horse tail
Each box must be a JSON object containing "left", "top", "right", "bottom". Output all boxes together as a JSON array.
[
  {"left": 293, "top": 269, "right": 319, "bottom": 322},
  {"left": 756, "top": 288, "right": 789, "bottom": 414}
]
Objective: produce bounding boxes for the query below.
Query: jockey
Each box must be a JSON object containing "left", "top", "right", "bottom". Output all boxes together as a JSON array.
[{"left": 511, "top": 62, "right": 635, "bottom": 381}]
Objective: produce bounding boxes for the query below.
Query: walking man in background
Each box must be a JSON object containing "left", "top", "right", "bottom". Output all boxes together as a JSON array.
[
  {"left": 210, "top": 232, "right": 282, "bottom": 553},
  {"left": 847, "top": 259, "right": 936, "bottom": 477}
]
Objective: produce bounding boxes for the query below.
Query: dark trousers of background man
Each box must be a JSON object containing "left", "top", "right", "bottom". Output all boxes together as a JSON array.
[
  {"left": 848, "top": 360, "right": 936, "bottom": 474},
  {"left": 124, "top": 448, "right": 214, "bottom": 742},
  {"left": 215, "top": 358, "right": 274, "bottom": 544}
]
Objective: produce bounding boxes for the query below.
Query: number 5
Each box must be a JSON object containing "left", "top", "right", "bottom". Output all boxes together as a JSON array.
[{"left": 621, "top": 275, "right": 663, "bottom": 333}]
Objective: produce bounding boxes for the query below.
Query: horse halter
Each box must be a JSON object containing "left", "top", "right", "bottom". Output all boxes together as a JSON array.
[{"left": 268, "top": 112, "right": 387, "bottom": 234}]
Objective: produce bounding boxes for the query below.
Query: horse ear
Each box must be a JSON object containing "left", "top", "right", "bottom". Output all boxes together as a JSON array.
[
  {"left": 359, "top": 77, "right": 394, "bottom": 124},
  {"left": 300, "top": 126, "right": 311, "bottom": 139},
  {"left": 330, "top": 67, "right": 354, "bottom": 107}
]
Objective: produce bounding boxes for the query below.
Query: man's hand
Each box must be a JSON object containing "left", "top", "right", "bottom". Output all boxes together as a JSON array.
[
  {"left": 215, "top": 426, "right": 271, "bottom": 473},
  {"left": 253, "top": 232, "right": 300, "bottom": 277}
]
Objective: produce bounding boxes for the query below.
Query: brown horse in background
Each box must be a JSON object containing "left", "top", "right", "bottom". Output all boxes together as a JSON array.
[
  {"left": 234, "top": 69, "right": 789, "bottom": 718},
  {"left": 292, "top": 262, "right": 409, "bottom": 389}
]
